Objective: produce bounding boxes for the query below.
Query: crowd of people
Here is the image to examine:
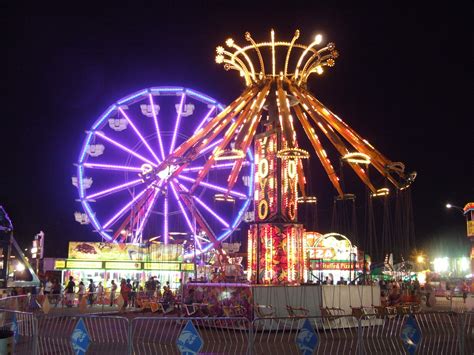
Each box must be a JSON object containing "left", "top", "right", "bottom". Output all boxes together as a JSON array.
[{"left": 36, "top": 275, "right": 183, "bottom": 311}]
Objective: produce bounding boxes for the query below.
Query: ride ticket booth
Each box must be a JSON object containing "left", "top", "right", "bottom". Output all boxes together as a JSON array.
[{"left": 304, "top": 232, "right": 367, "bottom": 284}]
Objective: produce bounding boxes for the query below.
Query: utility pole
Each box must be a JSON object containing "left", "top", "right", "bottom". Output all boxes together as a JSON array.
[{"left": 31, "top": 231, "right": 44, "bottom": 275}]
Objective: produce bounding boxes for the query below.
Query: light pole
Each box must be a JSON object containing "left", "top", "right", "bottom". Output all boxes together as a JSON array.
[{"left": 446, "top": 203, "right": 464, "bottom": 214}]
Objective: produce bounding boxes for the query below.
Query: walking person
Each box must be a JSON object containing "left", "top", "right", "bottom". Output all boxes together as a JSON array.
[
  {"left": 88, "top": 279, "right": 96, "bottom": 307},
  {"left": 65, "top": 276, "right": 76, "bottom": 307},
  {"left": 110, "top": 280, "right": 117, "bottom": 307}
]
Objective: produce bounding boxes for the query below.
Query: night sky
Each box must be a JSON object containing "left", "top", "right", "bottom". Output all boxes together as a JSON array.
[{"left": 2, "top": 2, "right": 472, "bottom": 259}]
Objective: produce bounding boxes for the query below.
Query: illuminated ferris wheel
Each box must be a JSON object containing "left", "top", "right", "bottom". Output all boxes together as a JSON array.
[{"left": 74, "top": 87, "right": 254, "bottom": 257}]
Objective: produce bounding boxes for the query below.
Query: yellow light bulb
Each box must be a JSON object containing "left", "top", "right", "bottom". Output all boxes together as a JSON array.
[
  {"left": 225, "top": 38, "right": 234, "bottom": 47},
  {"left": 316, "top": 66, "right": 324, "bottom": 75},
  {"left": 315, "top": 34, "right": 323, "bottom": 44}
]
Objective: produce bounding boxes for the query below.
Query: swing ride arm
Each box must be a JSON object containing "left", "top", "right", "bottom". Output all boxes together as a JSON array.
[
  {"left": 289, "top": 84, "right": 378, "bottom": 194},
  {"left": 293, "top": 104, "right": 344, "bottom": 196}
]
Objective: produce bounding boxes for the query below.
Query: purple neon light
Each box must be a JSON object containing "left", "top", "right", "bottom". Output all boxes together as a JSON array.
[
  {"left": 149, "top": 94, "right": 166, "bottom": 161},
  {"left": 118, "top": 107, "right": 161, "bottom": 164},
  {"left": 83, "top": 163, "right": 142, "bottom": 172},
  {"left": 95, "top": 131, "right": 157, "bottom": 167},
  {"left": 182, "top": 162, "right": 235, "bottom": 172},
  {"left": 135, "top": 185, "right": 161, "bottom": 238},
  {"left": 177, "top": 175, "right": 246, "bottom": 198},
  {"left": 197, "top": 138, "right": 223, "bottom": 157},
  {"left": 86, "top": 178, "right": 143, "bottom": 200},
  {"left": 169, "top": 181, "right": 196, "bottom": 235},
  {"left": 176, "top": 182, "right": 229, "bottom": 228},
  {"left": 169, "top": 181, "right": 202, "bottom": 251},
  {"left": 103, "top": 187, "right": 150, "bottom": 229},
  {"left": 193, "top": 106, "right": 216, "bottom": 135},
  {"left": 169, "top": 93, "right": 185, "bottom": 154},
  {"left": 164, "top": 193, "right": 169, "bottom": 245}
]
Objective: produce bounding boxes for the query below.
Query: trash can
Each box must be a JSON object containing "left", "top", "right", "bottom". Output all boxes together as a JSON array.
[{"left": 0, "top": 329, "right": 14, "bottom": 355}]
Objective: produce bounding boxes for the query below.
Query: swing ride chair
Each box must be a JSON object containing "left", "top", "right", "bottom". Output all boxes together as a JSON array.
[{"left": 254, "top": 303, "right": 275, "bottom": 318}]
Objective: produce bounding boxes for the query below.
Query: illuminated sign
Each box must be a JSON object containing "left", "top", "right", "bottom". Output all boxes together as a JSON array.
[
  {"left": 105, "top": 262, "right": 142, "bottom": 270},
  {"left": 255, "top": 133, "right": 278, "bottom": 221},
  {"left": 467, "top": 221, "right": 474, "bottom": 238},
  {"left": 247, "top": 223, "right": 304, "bottom": 284},
  {"left": 68, "top": 242, "right": 183, "bottom": 262},
  {"left": 66, "top": 260, "right": 103, "bottom": 269},
  {"left": 144, "top": 262, "right": 180, "bottom": 271},
  {"left": 310, "top": 262, "right": 362, "bottom": 270},
  {"left": 305, "top": 232, "right": 357, "bottom": 262},
  {"left": 54, "top": 260, "right": 66, "bottom": 269}
]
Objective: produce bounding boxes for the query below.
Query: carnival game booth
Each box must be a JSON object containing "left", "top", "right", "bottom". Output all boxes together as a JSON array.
[{"left": 55, "top": 242, "right": 194, "bottom": 293}]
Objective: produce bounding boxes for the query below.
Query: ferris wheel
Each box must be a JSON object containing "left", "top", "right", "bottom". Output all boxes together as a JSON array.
[{"left": 74, "top": 86, "right": 254, "bottom": 257}]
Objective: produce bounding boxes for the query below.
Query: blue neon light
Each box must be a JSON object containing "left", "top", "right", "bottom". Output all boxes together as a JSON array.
[
  {"left": 117, "top": 89, "right": 148, "bottom": 105},
  {"left": 185, "top": 89, "right": 217, "bottom": 105},
  {"left": 92, "top": 105, "right": 116, "bottom": 130}
]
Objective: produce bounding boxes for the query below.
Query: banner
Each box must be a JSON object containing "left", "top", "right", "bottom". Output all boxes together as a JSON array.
[{"left": 68, "top": 242, "right": 183, "bottom": 262}]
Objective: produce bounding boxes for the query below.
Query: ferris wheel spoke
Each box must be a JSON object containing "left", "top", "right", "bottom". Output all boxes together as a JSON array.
[
  {"left": 86, "top": 178, "right": 144, "bottom": 200},
  {"left": 182, "top": 161, "right": 236, "bottom": 173},
  {"left": 193, "top": 105, "right": 216, "bottom": 135},
  {"left": 174, "top": 180, "right": 229, "bottom": 228},
  {"left": 102, "top": 186, "right": 152, "bottom": 229},
  {"left": 83, "top": 162, "right": 142, "bottom": 173},
  {"left": 149, "top": 94, "right": 166, "bottom": 161},
  {"left": 170, "top": 181, "right": 203, "bottom": 251},
  {"left": 135, "top": 184, "right": 162, "bottom": 240},
  {"left": 195, "top": 138, "right": 223, "bottom": 158},
  {"left": 177, "top": 174, "right": 247, "bottom": 199},
  {"left": 119, "top": 107, "right": 161, "bottom": 164},
  {"left": 94, "top": 131, "right": 157, "bottom": 167},
  {"left": 169, "top": 93, "right": 186, "bottom": 154},
  {"left": 163, "top": 191, "right": 169, "bottom": 244},
  {"left": 169, "top": 181, "right": 195, "bottom": 235}
]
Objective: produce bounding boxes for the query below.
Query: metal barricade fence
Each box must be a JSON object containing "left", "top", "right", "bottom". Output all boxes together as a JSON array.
[
  {"left": 36, "top": 314, "right": 129, "bottom": 354},
  {"left": 0, "top": 309, "right": 37, "bottom": 354},
  {"left": 461, "top": 311, "right": 474, "bottom": 354},
  {"left": 359, "top": 311, "right": 460, "bottom": 354},
  {"left": 251, "top": 315, "right": 361, "bottom": 354},
  {"left": 1, "top": 309, "right": 472, "bottom": 354},
  {"left": 0, "top": 295, "right": 33, "bottom": 313},
  {"left": 131, "top": 316, "right": 250, "bottom": 355}
]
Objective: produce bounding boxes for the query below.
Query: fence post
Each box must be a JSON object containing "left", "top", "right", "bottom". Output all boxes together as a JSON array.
[
  {"left": 357, "top": 316, "right": 364, "bottom": 355},
  {"left": 247, "top": 319, "right": 254, "bottom": 355},
  {"left": 128, "top": 318, "right": 133, "bottom": 355},
  {"left": 458, "top": 312, "right": 465, "bottom": 355},
  {"left": 31, "top": 315, "right": 38, "bottom": 355}
]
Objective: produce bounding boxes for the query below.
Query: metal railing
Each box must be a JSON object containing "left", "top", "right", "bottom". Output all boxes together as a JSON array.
[{"left": 0, "top": 307, "right": 473, "bottom": 354}]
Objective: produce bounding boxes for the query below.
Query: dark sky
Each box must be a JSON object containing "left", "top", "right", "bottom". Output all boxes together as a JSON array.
[{"left": 2, "top": 2, "right": 473, "bottom": 258}]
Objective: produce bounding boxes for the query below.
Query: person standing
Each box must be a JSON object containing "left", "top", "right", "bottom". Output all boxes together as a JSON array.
[
  {"left": 78, "top": 281, "right": 86, "bottom": 304},
  {"left": 44, "top": 277, "right": 52, "bottom": 296},
  {"left": 97, "top": 281, "right": 104, "bottom": 304},
  {"left": 88, "top": 279, "right": 96, "bottom": 307},
  {"left": 120, "top": 279, "right": 131, "bottom": 310},
  {"left": 110, "top": 280, "right": 117, "bottom": 307},
  {"left": 65, "top": 276, "right": 76, "bottom": 307},
  {"left": 462, "top": 280, "right": 470, "bottom": 304}
]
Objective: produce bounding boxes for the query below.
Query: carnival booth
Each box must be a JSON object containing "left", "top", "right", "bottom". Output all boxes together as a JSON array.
[
  {"left": 54, "top": 242, "right": 194, "bottom": 292},
  {"left": 304, "top": 232, "right": 366, "bottom": 284}
]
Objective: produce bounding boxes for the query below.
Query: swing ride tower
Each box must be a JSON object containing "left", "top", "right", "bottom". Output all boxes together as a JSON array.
[{"left": 148, "top": 30, "right": 415, "bottom": 283}]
